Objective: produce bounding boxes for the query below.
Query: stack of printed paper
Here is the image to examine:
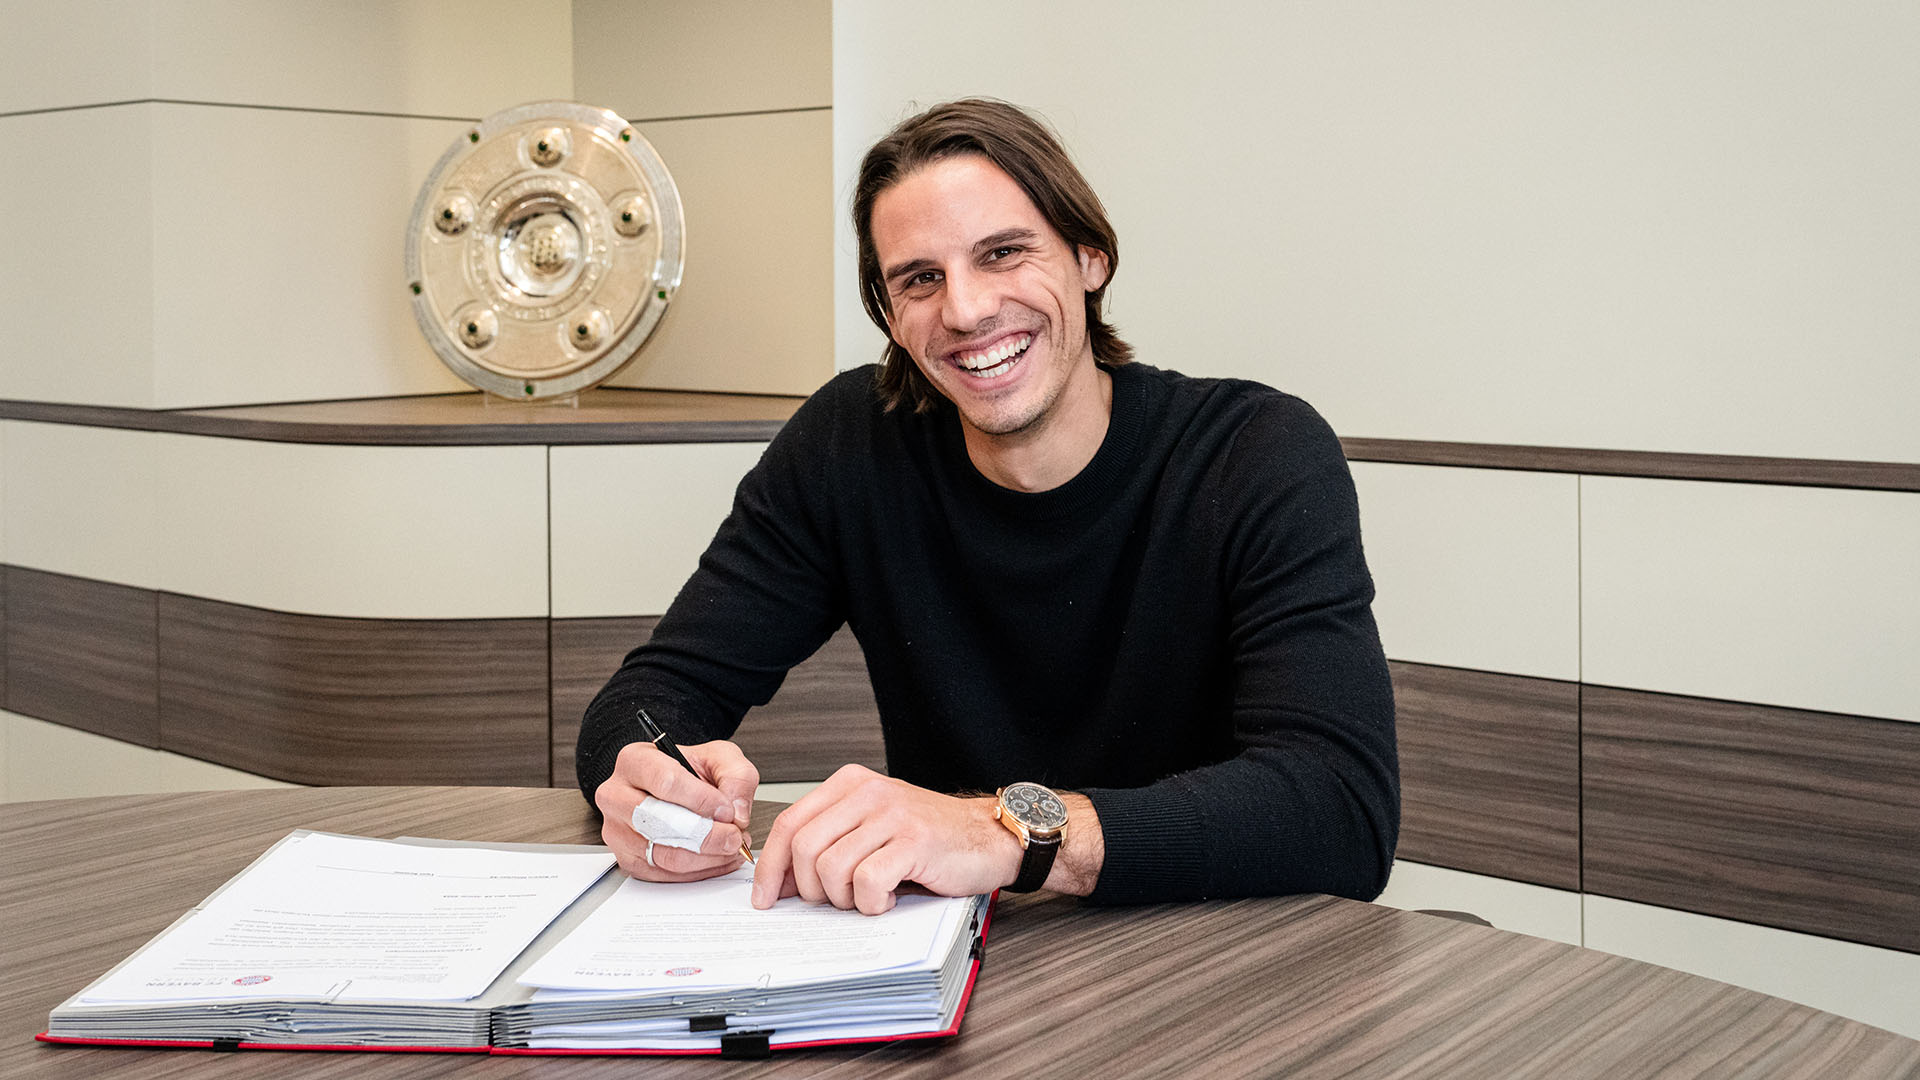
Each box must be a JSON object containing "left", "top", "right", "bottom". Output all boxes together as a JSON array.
[{"left": 43, "top": 830, "right": 991, "bottom": 1056}]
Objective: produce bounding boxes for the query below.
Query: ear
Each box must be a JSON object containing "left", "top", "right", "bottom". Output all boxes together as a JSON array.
[{"left": 1076, "top": 245, "right": 1111, "bottom": 292}]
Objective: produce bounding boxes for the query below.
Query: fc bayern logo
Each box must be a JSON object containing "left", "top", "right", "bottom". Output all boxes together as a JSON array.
[
  {"left": 664, "top": 966, "right": 702, "bottom": 977},
  {"left": 232, "top": 975, "right": 272, "bottom": 986}
]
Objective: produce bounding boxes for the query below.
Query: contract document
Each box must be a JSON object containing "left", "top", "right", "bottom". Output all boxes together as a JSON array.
[
  {"left": 520, "top": 865, "right": 969, "bottom": 991},
  {"left": 43, "top": 830, "right": 992, "bottom": 1057},
  {"left": 76, "top": 832, "right": 615, "bottom": 1005}
]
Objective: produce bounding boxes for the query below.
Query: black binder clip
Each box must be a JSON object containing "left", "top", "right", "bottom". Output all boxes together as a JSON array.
[
  {"left": 210, "top": 1038, "right": 242, "bottom": 1052},
  {"left": 720, "top": 1029, "right": 773, "bottom": 1059},
  {"left": 688, "top": 1014, "right": 728, "bottom": 1032}
]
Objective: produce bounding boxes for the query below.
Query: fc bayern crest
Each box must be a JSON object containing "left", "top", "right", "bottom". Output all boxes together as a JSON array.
[{"left": 404, "top": 101, "right": 686, "bottom": 400}]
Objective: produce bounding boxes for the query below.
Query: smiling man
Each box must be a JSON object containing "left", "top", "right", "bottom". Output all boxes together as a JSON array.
[{"left": 577, "top": 99, "right": 1398, "bottom": 914}]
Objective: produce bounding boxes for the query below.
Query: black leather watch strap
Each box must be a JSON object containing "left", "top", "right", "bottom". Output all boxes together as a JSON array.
[{"left": 1008, "top": 832, "right": 1060, "bottom": 893}]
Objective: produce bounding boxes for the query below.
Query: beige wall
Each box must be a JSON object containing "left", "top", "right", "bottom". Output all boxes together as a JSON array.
[
  {"left": 832, "top": 1, "right": 1920, "bottom": 465},
  {"left": 0, "top": 0, "right": 831, "bottom": 407},
  {"left": 0, "top": 0, "right": 575, "bottom": 408},
  {"left": 573, "top": 0, "right": 835, "bottom": 397}
]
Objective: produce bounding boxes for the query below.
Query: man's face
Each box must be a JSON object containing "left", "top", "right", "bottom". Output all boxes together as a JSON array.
[{"left": 871, "top": 154, "right": 1109, "bottom": 443}]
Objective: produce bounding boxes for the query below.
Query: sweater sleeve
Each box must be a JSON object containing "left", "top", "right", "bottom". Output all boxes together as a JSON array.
[
  {"left": 1082, "top": 397, "right": 1399, "bottom": 903},
  {"left": 573, "top": 387, "right": 850, "bottom": 804}
]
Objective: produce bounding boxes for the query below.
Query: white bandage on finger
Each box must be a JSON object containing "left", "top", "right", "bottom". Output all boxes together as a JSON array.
[{"left": 631, "top": 796, "right": 715, "bottom": 855}]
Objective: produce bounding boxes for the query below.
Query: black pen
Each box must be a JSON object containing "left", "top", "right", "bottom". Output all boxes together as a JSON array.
[{"left": 637, "top": 709, "right": 755, "bottom": 864}]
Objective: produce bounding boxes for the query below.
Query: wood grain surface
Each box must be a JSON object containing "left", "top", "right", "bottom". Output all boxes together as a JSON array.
[
  {"left": 5, "top": 787, "right": 1916, "bottom": 1079},
  {"left": 1390, "top": 662, "right": 1581, "bottom": 890},
  {"left": 552, "top": 616, "right": 886, "bottom": 786},
  {"left": 1583, "top": 686, "right": 1920, "bottom": 955},
  {"left": 2, "top": 567, "right": 158, "bottom": 746},
  {"left": 157, "top": 594, "right": 550, "bottom": 786}
]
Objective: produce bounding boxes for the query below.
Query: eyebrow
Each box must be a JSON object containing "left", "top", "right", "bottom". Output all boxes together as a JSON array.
[
  {"left": 973, "top": 227, "right": 1040, "bottom": 254},
  {"left": 881, "top": 227, "right": 1044, "bottom": 288}
]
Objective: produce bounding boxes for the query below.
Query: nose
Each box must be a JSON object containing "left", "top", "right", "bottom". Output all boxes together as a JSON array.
[{"left": 941, "top": 265, "right": 998, "bottom": 332}]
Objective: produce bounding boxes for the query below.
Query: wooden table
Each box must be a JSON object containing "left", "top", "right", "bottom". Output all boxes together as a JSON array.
[{"left": 5, "top": 787, "right": 1915, "bottom": 1078}]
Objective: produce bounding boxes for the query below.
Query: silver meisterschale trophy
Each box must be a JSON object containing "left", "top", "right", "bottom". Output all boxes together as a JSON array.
[{"left": 405, "top": 101, "right": 685, "bottom": 401}]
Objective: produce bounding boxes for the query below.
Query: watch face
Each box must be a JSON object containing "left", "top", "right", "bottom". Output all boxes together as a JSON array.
[{"left": 1002, "top": 783, "right": 1068, "bottom": 831}]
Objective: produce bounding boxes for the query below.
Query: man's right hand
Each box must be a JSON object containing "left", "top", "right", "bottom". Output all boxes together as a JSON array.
[{"left": 594, "top": 738, "right": 760, "bottom": 882}]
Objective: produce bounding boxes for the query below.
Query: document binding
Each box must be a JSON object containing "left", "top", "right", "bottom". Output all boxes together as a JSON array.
[{"left": 38, "top": 830, "right": 994, "bottom": 1058}]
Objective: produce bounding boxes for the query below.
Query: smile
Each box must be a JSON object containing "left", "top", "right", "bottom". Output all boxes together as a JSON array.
[{"left": 951, "top": 334, "right": 1032, "bottom": 380}]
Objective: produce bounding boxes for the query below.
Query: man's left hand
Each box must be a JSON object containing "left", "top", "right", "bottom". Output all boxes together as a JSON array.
[{"left": 750, "top": 765, "right": 1019, "bottom": 914}]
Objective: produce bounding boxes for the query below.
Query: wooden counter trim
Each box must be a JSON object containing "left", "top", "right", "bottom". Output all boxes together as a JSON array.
[
  {"left": 1339, "top": 438, "right": 1920, "bottom": 492},
  {"left": 1390, "top": 662, "right": 1582, "bottom": 890},
  {"left": 551, "top": 615, "right": 886, "bottom": 786},
  {"left": 0, "top": 390, "right": 799, "bottom": 446},
  {"left": 3, "top": 395, "right": 1916, "bottom": 488},
  {"left": 2, "top": 567, "right": 158, "bottom": 747},
  {"left": 156, "top": 593, "right": 550, "bottom": 787},
  {"left": 1583, "top": 685, "right": 1920, "bottom": 955}
]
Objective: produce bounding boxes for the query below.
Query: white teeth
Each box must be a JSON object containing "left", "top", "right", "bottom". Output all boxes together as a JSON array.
[
  {"left": 955, "top": 334, "right": 1031, "bottom": 373},
  {"left": 964, "top": 357, "right": 1015, "bottom": 379}
]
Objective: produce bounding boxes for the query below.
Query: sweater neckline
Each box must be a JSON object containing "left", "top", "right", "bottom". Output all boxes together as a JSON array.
[{"left": 941, "top": 362, "right": 1150, "bottom": 521}]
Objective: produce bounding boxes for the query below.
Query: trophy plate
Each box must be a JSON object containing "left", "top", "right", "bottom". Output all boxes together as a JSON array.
[{"left": 405, "top": 101, "right": 685, "bottom": 399}]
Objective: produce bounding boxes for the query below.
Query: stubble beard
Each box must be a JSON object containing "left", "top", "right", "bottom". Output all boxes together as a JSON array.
[{"left": 937, "top": 325, "right": 1083, "bottom": 441}]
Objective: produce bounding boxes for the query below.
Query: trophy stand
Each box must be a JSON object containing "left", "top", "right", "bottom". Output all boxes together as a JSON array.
[{"left": 482, "top": 390, "right": 580, "bottom": 409}]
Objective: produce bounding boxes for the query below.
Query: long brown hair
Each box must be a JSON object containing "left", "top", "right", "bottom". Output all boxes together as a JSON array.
[{"left": 854, "top": 99, "right": 1132, "bottom": 412}]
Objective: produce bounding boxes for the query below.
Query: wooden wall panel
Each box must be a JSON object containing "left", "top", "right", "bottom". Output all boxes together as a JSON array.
[
  {"left": 157, "top": 594, "right": 548, "bottom": 786},
  {"left": 1391, "top": 661, "right": 1581, "bottom": 890},
  {"left": 3, "top": 567, "right": 156, "bottom": 746},
  {"left": 551, "top": 616, "right": 886, "bottom": 787},
  {"left": 1584, "top": 686, "right": 1920, "bottom": 955},
  {"left": 550, "top": 616, "right": 646, "bottom": 788},
  {"left": 747, "top": 625, "right": 887, "bottom": 780}
]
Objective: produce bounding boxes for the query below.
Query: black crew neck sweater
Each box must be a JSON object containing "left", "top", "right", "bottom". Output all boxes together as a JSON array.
[{"left": 578, "top": 362, "right": 1398, "bottom": 903}]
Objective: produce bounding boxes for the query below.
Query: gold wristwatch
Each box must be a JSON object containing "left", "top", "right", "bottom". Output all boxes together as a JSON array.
[{"left": 995, "top": 782, "right": 1068, "bottom": 893}]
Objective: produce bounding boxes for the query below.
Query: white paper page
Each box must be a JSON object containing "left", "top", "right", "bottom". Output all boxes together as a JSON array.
[
  {"left": 78, "top": 833, "right": 614, "bottom": 1005},
  {"left": 519, "top": 866, "right": 971, "bottom": 992}
]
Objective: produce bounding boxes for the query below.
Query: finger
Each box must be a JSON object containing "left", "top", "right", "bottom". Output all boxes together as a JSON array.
[
  {"left": 816, "top": 823, "right": 890, "bottom": 911},
  {"left": 691, "top": 820, "right": 750, "bottom": 859},
  {"left": 784, "top": 784, "right": 888, "bottom": 906},
  {"left": 603, "top": 816, "right": 726, "bottom": 882},
  {"left": 617, "top": 742, "right": 732, "bottom": 824},
  {"left": 749, "top": 867, "right": 801, "bottom": 909},
  {"left": 747, "top": 764, "right": 880, "bottom": 907},
  {"left": 752, "top": 800, "right": 815, "bottom": 908},
  {"left": 852, "top": 844, "right": 919, "bottom": 916},
  {"left": 785, "top": 809, "right": 832, "bottom": 905},
  {"left": 689, "top": 740, "right": 761, "bottom": 829},
  {"left": 594, "top": 768, "right": 651, "bottom": 849},
  {"left": 646, "top": 840, "right": 742, "bottom": 877}
]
